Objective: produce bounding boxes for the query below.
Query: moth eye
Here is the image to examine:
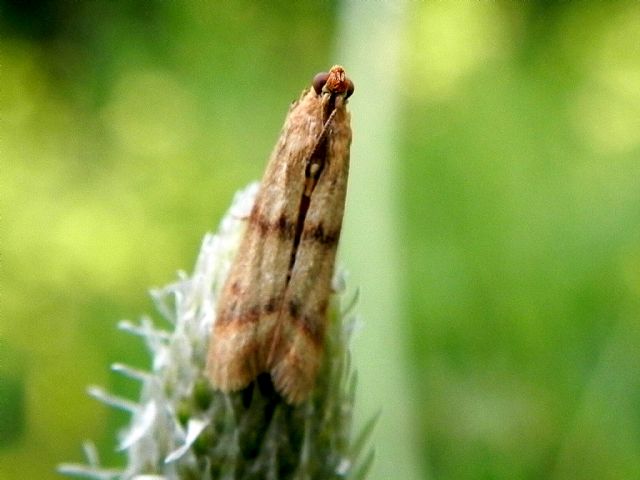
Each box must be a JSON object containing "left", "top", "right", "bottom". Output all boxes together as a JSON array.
[
  {"left": 312, "top": 72, "right": 330, "bottom": 94},
  {"left": 345, "top": 79, "right": 355, "bottom": 98}
]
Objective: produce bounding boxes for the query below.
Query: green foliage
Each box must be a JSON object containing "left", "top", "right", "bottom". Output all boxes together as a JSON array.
[{"left": 2, "top": 2, "right": 640, "bottom": 479}]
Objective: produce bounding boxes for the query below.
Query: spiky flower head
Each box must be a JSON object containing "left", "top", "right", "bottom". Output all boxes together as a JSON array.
[{"left": 59, "top": 183, "right": 374, "bottom": 480}]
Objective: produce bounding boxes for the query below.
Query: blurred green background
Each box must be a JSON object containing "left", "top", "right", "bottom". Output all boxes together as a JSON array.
[{"left": 2, "top": 2, "right": 640, "bottom": 479}]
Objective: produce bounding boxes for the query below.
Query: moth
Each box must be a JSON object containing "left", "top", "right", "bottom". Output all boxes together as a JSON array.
[{"left": 207, "top": 65, "right": 354, "bottom": 404}]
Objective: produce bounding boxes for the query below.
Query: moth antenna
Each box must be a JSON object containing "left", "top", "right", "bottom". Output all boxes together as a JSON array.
[{"left": 306, "top": 108, "right": 337, "bottom": 162}]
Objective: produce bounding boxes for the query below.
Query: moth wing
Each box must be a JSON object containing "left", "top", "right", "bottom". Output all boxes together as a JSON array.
[
  {"left": 269, "top": 106, "right": 351, "bottom": 404},
  {"left": 208, "top": 91, "right": 322, "bottom": 392},
  {"left": 207, "top": 219, "right": 269, "bottom": 391}
]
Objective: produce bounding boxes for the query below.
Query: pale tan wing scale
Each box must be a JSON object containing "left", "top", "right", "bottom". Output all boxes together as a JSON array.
[
  {"left": 207, "top": 89, "right": 324, "bottom": 392},
  {"left": 208, "top": 66, "right": 352, "bottom": 404},
  {"left": 268, "top": 95, "right": 351, "bottom": 403}
]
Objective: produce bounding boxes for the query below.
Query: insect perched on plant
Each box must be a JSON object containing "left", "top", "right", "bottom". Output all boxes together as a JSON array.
[{"left": 207, "top": 65, "right": 354, "bottom": 404}]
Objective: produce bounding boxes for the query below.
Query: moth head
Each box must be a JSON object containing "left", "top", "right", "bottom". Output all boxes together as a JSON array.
[{"left": 312, "top": 65, "right": 354, "bottom": 100}]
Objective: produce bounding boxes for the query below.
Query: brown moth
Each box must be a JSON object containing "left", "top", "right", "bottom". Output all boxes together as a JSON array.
[{"left": 207, "top": 65, "right": 354, "bottom": 404}]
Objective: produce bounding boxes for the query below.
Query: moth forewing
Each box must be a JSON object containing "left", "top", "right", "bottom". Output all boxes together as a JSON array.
[
  {"left": 208, "top": 66, "right": 353, "bottom": 405},
  {"left": 268, "top": 95, "right": 352, "bottom": 404},
  {"left": 207, "top": 89, "right": 324, "bottom": 393}
]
